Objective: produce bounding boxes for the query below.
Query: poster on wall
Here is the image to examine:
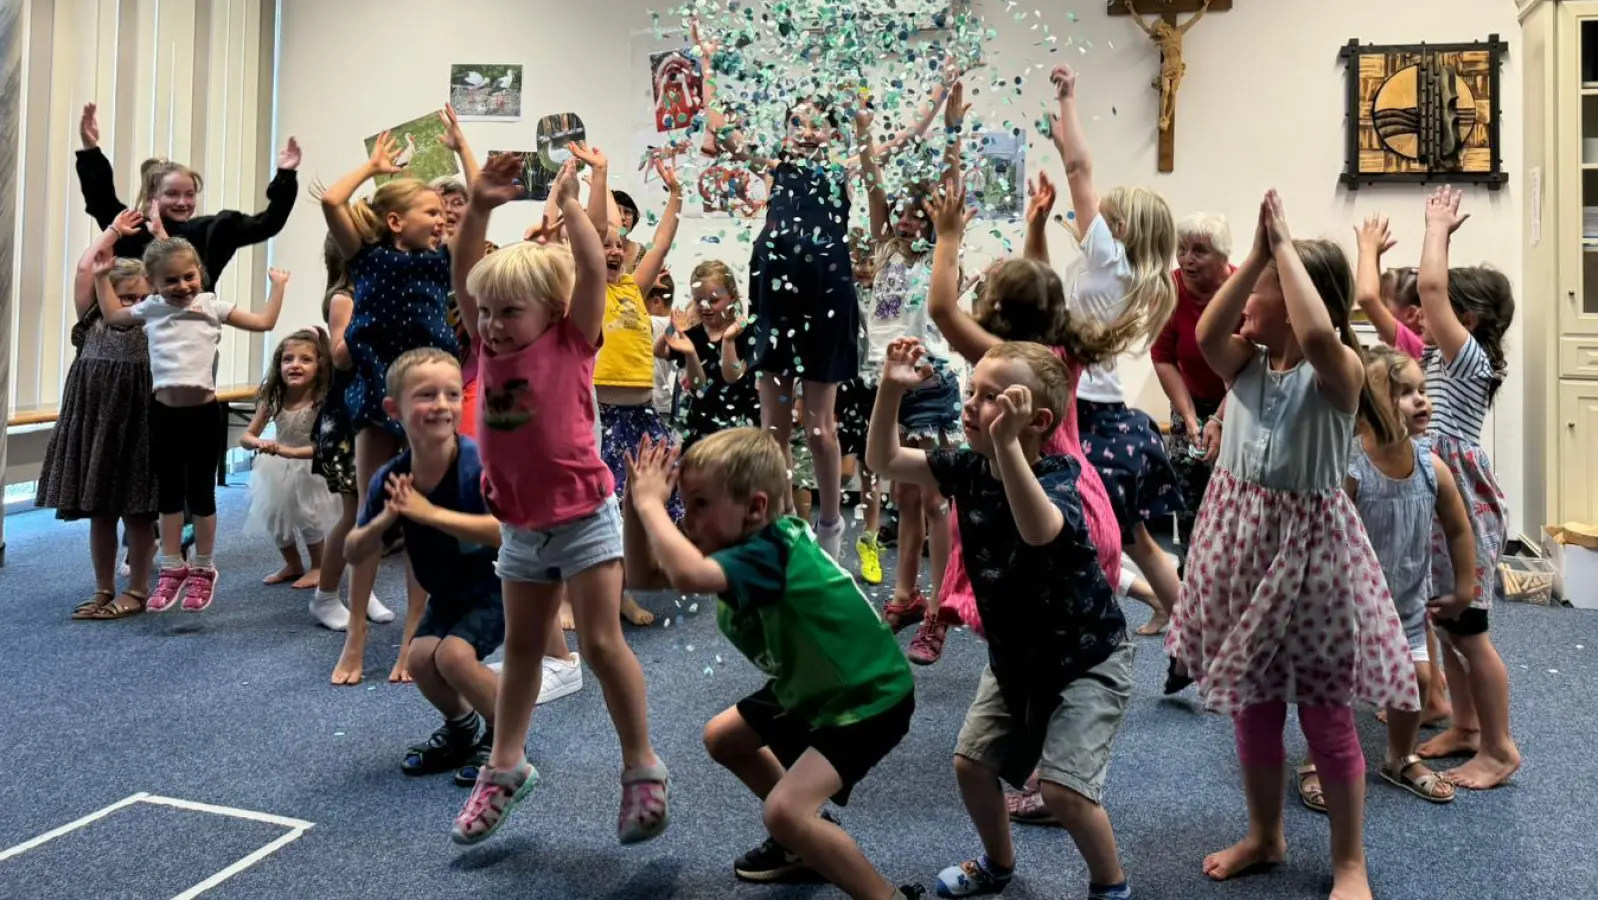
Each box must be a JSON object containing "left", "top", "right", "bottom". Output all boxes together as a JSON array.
[
  {"left": 363, "top": 111, "right": 460, "bottom": 186},
  {"left": 485, "top": 151, "right": 543, "bottom": 202},
  {"left": 649, "top": 48, "right": 704, "bottom": 132},
  {"left": 537, "top": 113, "right": 587, "bottom": 170},
  {"left": 449, "top": 64, "right": 524, "bottom": 121},
  {"left": 968, "top": 131, "right": 1025, "bottom": 221}
]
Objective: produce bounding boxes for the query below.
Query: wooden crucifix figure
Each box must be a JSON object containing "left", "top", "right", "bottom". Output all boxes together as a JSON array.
[{"left": 1110, "top": 0, "right": 1231, "bottom": 172}]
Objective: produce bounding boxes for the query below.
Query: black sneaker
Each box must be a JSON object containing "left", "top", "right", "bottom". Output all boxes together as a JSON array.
[
  {"left": 1163, "top": 657, "right": 1194, "bottom": 696},
  {"left": 453, "top": 727, "right": 493, "bottom": 787},
  {"left": 732, "top": 810, "right": 838, "bottom": 883},
  {"left": 401, "top": 719, "right": 478, "bottom": 776}
]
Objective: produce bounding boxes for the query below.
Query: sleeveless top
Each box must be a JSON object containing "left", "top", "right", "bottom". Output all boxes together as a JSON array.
[
  {"left": 1349, "top": 440, "right": 1436, "bottom": 607},
  {"left": 274, "top": 404, "right": 319, "bottom": 449},
  {"left": 764, "top": 160, "right": 850, "bottom": 243},
  {"left": 1217, "top": 347, "right": 1354, "bottom": 493}
]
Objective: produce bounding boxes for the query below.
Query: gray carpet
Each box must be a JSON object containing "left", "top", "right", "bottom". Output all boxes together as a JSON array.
[{"left": 0, "top": 482, "right": 1594, "bottom": 900}]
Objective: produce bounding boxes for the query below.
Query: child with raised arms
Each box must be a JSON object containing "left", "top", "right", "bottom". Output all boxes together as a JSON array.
[
  {"left": 624, "top": 429, "right": 920, "bottom": 900},
  {"left": 344, "top": 348, "right": 504, "bottom": 789},
  {"left": 868, "top": 338, "right": 1133, "bottom": 900},
  {"left": 1165, "top": 191, "right": 1418, "bottom": 900},
  {"left": 446, "top": 154, "right": 669, "bottom": 846},
  {"left": 95, "top": 238, "right": 286, "bottom": 612}
]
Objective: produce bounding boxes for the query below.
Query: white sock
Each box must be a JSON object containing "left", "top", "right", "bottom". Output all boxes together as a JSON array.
[
  {"left": 817, "top": 518, "right": 844, "bottom": 561},
  {"left": 309, "top": 591, "right": 350, "bottom": 631},
  {"left": 364, "top": 592, "right": 396, "bottom": 623}
]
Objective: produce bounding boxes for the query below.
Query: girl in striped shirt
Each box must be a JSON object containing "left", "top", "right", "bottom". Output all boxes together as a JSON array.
[{"left": 1401, "top": 187, "right": 1521, "bottom": 791}]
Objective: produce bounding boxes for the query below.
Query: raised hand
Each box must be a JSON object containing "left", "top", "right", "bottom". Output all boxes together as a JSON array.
[
  {"left": 1026, "top": 171, "right": 1057, "bottom": 228},
  {"left": 1050, "top": 64, "right": 1078, "bottom": 101},
  {"left": 110, "top": 208, "right": 145, "bottom": 238},
  {"left": 665, "top": 327, "right": 696, "bottom": 355},
  {"left": 1262, "top": 189, "right": 1292, "bottom": 250},
  {"left": 80, "top": 103, "right": 101, "bottom": 150},
  {"left": 90, "top": 245, "right": 118, "bottom": 276},
  {"left": 989, "top": 385, "right": 1035, "bottom": 444},
  {"left": 438, "top": 106, "right": 465, "bottom": 152},
  {"left": 1355, "top": 213, "right": 1397, "bottom": 256},
  {"left": 854, "top": 104, "right": 875, "bottom": 140},
  {"left": 473, "top": 151, "right": 525, "bottom": 210},
  {"left": 1425, "top": 185, "right": 1469, "bottom": 235},
  {"left": 690, "top": 18, "right": 718, "bottom": 61},
  {"left": 551, "top": 159, "right": 581, "bottom": 207},
  {"left": 268, "top": 267, "right": 291, "bottom": 288},
  {"left": 567, "top": 141, "right": 607, "bottom": 171},
  {"left": 654, "top": 158, "right": 682, "bottom": 195},
  {"left": 277, "top": 136, "right": 302, "bottom": 170},
  {"left": 369, "top": 131, "right": 403, "bottom": 175},
  {"left": 144, "top": 202, "right": 169, "bottom": 239},
  {"left": 945, "top": 80, "right": 971, "bottom": 128},
  {"left": 882, "top": 337, "right": 933, "bottom": 389},
  {"left": 625, "top": 434, "right": 678, "bottom": 509},
  {"left": 927, "top": 174, "right": 973, "bottom": 238},
  {"left": 524, "top": 213, "right": 564, "bottom": 245}
]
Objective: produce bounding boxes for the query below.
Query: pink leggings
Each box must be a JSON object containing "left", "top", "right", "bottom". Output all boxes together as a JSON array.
[{"left": 1234, "top": 702, "right": 1365, "bottom": 783}]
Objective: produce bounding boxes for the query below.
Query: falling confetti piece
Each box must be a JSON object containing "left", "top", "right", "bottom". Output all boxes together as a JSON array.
[
  {"left": 686, "top": 644, "right": 696, "bottom": 652},
  {"left": 704, "top": 667, "right": 715, "bottom": 676},
  {"left": 334, "top": 732, "right": 345, "bottom": 737}
]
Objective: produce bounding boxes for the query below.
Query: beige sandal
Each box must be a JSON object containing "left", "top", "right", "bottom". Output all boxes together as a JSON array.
[
  {"left": 1296, "top": 762, "right": 1326, "bottom": 814},
  {"left": 1379, "top": 754, "right": 1456, "bottom": 803},
  {"left": 72, "top": 590, "right": 115, "bottom": 620}
]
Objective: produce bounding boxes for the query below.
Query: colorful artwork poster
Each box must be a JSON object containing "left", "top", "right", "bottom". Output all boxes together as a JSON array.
[
  {"left": 649, "top": 48, "right": 704, "bottom": 133},
  {"left": 362, "top": 111, "right": 460, "bottom": 186},
  {"left": 485, "top": 151, "right": 542, "bottom": 202},
  {"left": 449, "top": 63, "right": 523, "bottom": 121}
]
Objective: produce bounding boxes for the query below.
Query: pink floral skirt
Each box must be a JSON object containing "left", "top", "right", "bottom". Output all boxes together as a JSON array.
[
  {"left": 1164, "top": 468, "right": 1420, "bottom": 715},
  {"left": 1428, "top": 436, "right": 1507, "bottom": 610}
]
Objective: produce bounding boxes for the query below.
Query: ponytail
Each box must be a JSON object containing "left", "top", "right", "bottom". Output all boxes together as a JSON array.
[{"left": 135, "top": 158, "right": 203, "bottom": 211}]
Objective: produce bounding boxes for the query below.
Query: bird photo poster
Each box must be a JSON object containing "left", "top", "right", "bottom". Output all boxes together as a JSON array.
[
  {"left": 449, "top": 63, "right": 523, "bottom": 121},
  {"left": 362, "top": 111, "right": 461, "bottom": 186}
]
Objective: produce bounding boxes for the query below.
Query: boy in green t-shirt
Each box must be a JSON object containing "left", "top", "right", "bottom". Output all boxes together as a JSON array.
[{"left": 624, "top": 428, "right": 921, "bottom": 900}]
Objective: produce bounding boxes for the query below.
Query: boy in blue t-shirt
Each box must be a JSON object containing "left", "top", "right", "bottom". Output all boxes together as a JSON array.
[{"left": 347, "top": 348, "right": 505, "bottom": 788}]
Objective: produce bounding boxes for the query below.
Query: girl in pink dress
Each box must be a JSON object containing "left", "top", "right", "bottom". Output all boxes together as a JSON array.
[{"left": 1165, "top": 191, "right": 1417, "bottom": 900}]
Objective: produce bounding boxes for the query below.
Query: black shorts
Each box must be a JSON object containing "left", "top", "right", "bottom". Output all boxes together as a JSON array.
[
  {"left": 417, "top": 595, "right": 506, "bottom": 660},
  {"left": 734, "top": 686, "right": 914, "bottom": 806},
  {"left": 1436, "top": 605, "right": 1490, "bottom": 638}
]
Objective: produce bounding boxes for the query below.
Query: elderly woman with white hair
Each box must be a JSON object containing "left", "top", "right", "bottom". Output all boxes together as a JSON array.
[{"left": 1152, "top": 212, "right": 1236, "bottom": 556}]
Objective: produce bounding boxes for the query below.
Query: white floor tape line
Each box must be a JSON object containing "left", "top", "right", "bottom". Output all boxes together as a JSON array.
[
  {"left": 170, "top": 826, "right": 311, "bottom": 900},
  {"left": 0, "top": 793, "right": 151, "bottom": 862},
  {"left": 139, "top": 795, "right": 314, "bottom": 830}
]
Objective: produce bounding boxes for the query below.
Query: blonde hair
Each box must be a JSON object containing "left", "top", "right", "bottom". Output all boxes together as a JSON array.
[
  {"left": 141, "top": 237, "right": 203, "bottom": 281},
  {"left": 107, "top": 258, "right": 147, "bottom": 290},
  {"left": 465, "top": 241, "right": 575, "bottom": 316},
  {"left": 1360, "top": 344, "right": 1416, "bottom": 445},
  {"left": 338, "top": 178, "right": 439, "bottom": 246},
  {"left": 1099, "top": 186, "right": 1178, "bottom": 349},
  {"left": 135, "top": 158, "right": 203, "bottom": 211},
  {"left": 690, "top": 259, "right": 742, "bottom": 307},
  {"left": 680, "top": 427, "right": 789, "bottom": 507},
  {"left": 385, "top": 347, "right": 461, "bottom": 400},
  {"left": 975, "top": 258, "right": 1134, "bottom": 366},
  {"left": 981, "top": 341, "right": 1075, "bottom": 440}
]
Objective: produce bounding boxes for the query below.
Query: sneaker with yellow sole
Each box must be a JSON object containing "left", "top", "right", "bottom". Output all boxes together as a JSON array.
[{"left": 856, "top": 533, "right": 883, "bottom": 585}]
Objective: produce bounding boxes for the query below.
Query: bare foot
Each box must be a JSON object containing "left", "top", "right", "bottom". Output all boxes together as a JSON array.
[
  {"left": 1417, "top": 727, "right": 1479, "bottom": 759},
  {"left": 1202, "top": 834, "right": 1286, "bottom": 881},
  {"left": 1443, "top": 745, "right": 1521, "bottom": 789},
  {"left": 1421, "top": 702, "right": 1452, "bottom": 728},
  {"left": 560, "top": 600, "right": 576, "bottom": 631},
  {"left": 1329, "top": 858, "right": 1373, "bottom": 900},
  {"left": 389, "top": 658, "right": 412, "bottom": 684},
  {"left": 621, "top": 593, "right": 655, "bottom": 626},
  {"left": 1135, "top": 611, "right": 1170, "bottom": 636},
  {"left": 331, "top": 643, "right": 363, "bottom": 686},
  {"left": 291, "top": 568, "right": 321, "bottom": 590},
  {"left": 264, "top": 565, "right": 305, "bottom": 585}
]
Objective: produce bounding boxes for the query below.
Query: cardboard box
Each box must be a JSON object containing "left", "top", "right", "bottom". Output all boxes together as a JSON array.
[{"left": 1542, "top": 525, "right": 1598, "bottom": 610}]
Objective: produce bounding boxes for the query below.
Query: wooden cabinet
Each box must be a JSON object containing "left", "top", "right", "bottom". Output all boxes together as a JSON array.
[{"left": 1521, "top": 0, "right": 1598, "bottom": 525}]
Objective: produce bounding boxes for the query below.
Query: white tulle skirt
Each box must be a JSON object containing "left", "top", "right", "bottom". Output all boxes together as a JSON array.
[{"left": 247, "top": 455, "right": 341, "bottom": 548}]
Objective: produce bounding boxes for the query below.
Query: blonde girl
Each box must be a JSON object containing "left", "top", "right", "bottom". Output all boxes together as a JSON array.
[
  {"left": 658, "top": 260, "right": 760, "bottom": 450},
  {"left": 95, "top": 235, "right": 286, "bottom": 613},
  {"left": 320, "top": 113, "right": 473, "bottom": 684},
  {"left": 242, "top": 329, "right": 342, "bottom": 589},
  {"left": 75, "top": 103, "right": 300, "bottom": 287},
  {"left": 446, "top": 154, "right": 670, "bottom": 847},
  {"left": 40, "top": 212, "right": 157, "bottom": 621},
  {"left": 1046, "top": 64, "right": 1183, "bottom": 637}
]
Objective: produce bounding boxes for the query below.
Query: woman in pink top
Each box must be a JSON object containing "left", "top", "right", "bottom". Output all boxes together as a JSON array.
[{"left": 445, "top": 153, "right": 670, "bottom": 848}]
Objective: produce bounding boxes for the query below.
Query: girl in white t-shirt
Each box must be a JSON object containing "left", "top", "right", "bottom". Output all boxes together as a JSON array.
[
  {"left": 1044, "top": 63, "right": 1183, "bottom": 637},
  {"left": 96, "top": 233, "right": 286, "bottom": 614}
]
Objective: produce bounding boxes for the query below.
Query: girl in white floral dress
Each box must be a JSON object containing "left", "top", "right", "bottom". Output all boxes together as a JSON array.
[{"left": 1165, "top": 192, "right": 1417, "bottom": 900}]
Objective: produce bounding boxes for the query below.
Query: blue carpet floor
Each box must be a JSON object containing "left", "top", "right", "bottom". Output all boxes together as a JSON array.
[{"left": 1, "top": 481, "right": 1594, "bottom": 900}]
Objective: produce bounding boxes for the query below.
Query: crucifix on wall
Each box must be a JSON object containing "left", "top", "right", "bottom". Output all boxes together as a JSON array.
[{"left": 1109, "top": 0, "right": 1231, "bottom": 173}]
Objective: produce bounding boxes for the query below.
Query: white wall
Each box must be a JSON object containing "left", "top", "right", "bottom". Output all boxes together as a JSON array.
[{"left": 272, "top": 0, "right": 1528, "bottom": 530}]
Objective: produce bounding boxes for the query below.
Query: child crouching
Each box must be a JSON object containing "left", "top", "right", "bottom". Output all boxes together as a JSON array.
[
  {"left": 867, "top": 338, "right": 1134, "bottom": 900},
  {"left": 624, "top": 429, "right": 922, "bottom": 900},
  {"left": 345, "top": 348, "right": 503, "bottom": 786}
]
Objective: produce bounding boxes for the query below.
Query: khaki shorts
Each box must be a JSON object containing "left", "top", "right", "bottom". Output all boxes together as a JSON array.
[{"left": 954, "top": 640, "right": 1134, "bottom": 803}]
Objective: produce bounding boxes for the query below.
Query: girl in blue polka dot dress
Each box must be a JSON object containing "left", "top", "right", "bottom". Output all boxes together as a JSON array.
[{"left": 319, "top": 128, "right": 461, "bottom": 685}]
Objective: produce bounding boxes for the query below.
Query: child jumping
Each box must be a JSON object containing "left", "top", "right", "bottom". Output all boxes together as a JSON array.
[
  {"left": 869, "top": 338, "right": 1135, "bottom": 900},
  {"left": 624, "top": 429, "right": 920, "bottom": 900},
  {"left": 95, "top": 234, "right": 286, "bottom": 612},
  {"left": 447, "top": 154, "right": 669, "bottom": 846},
  {"left": 345, "top": 348, "right": 504, "bottom": 788},
  {"left": 1165, "top": 191, "right": 1419, "bottom": 900},
  {"left": 243, "top": 328, "right": 341, "bottom": 588}
]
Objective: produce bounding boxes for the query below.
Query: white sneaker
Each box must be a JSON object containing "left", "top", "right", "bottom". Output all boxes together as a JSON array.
[{"left": 536, "top": 654, "right": 583, "bottom": 705}]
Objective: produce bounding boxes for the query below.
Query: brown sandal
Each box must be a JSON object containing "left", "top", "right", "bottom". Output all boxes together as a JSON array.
[
  {"left": 83, "top": 591, "right": 147, "bottom": 620},
  {"left": 1379, "top": 754, "right": 1456, "bottom": 803},
  {"left": 72, "top": 590, "right": 116, "bottom": 620},
  {"left": 1296, "top": 762, "right": 1327, "bottom": 814}
]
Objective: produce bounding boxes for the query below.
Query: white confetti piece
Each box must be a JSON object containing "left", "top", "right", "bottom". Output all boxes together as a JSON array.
[
  {"left": 1549, "top": 669, "right": 1559, "bottom": 674},
  {"left": 686, "top": 644, "right": 696, "bottom": 652},
  {"left": 334, "top": 732, "right": 345, "bottom": 737}
]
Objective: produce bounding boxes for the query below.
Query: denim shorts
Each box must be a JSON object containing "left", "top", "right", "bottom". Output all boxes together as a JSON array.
[
  {"left": 495, "top": 496, "right": 623, "bottom": 584},
  {"left": 838, "top": 369, "right": 963, "bottom": 456},
  {"left": 954, "top": 640, "right": 1134, "bottom": 802}
]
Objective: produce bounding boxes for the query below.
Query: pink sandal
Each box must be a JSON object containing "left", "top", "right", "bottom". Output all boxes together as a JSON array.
[
  {"left": 1005, "top": 773, "right": 1059, "bottom": 826},
  {"left": 884, "top": 592, "right": 927, "bottom": 632},
  {"left": 618, "top": 761, "right": 671, "bottom": 844}
]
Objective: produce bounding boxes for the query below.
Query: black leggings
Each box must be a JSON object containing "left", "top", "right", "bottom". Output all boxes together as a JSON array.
[{"left": 150, "top": 399, "right": 224, "bottom": 517}]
